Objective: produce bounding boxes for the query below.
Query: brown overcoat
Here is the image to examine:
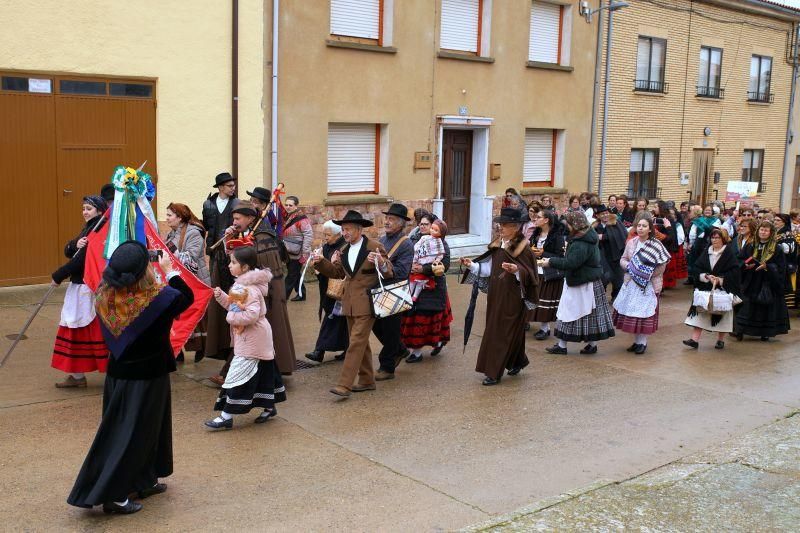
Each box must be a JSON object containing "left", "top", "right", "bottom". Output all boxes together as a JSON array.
[{"left": 473, "top": 237, "right": 540, "bottom": 380}]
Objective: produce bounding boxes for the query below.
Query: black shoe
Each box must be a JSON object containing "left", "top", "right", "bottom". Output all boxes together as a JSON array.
[
  {"left": 507, "top": 361, "right": 529, "bottom": 376},
  {"left": 580, "top": 344, "right": 598, "bottom": 354},
  {"left": 290, "top": 295, "right": 306, "bottom": 302},
  {"left": 482, "top": 376, "right": 501, "bottom": 386},
  {"left": 406, "top": 353, "right": 423, "bottom": 363},
  {"left": 715, "top": 341, "right": 725, "bottom": 350},
  {"left": 204, "top": 417, "right": 233, "bottom": 430},
  {"left": 626, "top": 343, "right": 639, "bottom": 352},
  {"left": 534, "top": 329, "right": 551, "bottom": 341},
  {"left": 430, "top": 345, "right": 443, "bottom": 356},
  {"left": 334, "top": 352, "right": 346, "bottom": 361},
  {"left": 545, "top": 344, "right": 567, "bottom": 355},
  {"left": 194, "top": 350, "right": 205, "bottom": 363},
  {"left": 634, "top": 344, "right": 647, "bottom": 355},
  {"left": 103, "top": 500, "right": 143, "bottom": 514},
  {"left": 305, "top": 350, "right": 324, "bottom": 363},
  {"left": 682, "top": 339, "right": 699, "bottom": 349},
  {"left": 254, "top": 407, "right": 277, "bottom": 424},
  {"left": 137, "top": 483, "right": 167, "bottom": 499},
  {"left": 760, "top": 336, "right": 769, "bottom": 342},
  {"left": 393, "top": 348, "right": 410, "bottom": 366}
]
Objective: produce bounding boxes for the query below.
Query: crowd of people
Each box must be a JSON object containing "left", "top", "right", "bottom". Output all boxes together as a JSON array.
[{"left": 47, "top": 175, "right": 798, "bottom": 514}]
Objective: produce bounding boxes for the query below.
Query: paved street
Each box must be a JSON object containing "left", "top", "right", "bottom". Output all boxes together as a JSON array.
[{"left": 0, "top": 277, "right": 798, "bottom": 531}]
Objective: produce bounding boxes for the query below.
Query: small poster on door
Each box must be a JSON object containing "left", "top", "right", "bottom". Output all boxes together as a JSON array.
[
  {"left": 725, "top": 181, "right": 759, "bottom": 203},
  {"left": 28, "top": 79, "right": 51, "bottom": 93}
]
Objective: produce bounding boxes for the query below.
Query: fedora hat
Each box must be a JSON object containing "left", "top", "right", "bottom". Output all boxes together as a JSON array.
[
  {"left": 492, "top": 207, "right": 524, "bottom": 224},
  {"left": 333, "top": 210, "right": 374, "bottom": 227},
  {"left": 382, "top": 203, "right": 410, "bottom": 221},
  {"left": 213, "top": 172, "right": 235, "bottom": 188},
  {"left": 593, "top": 204, "right": 609, "bottom": 214},
  {"left": 246, "top": 186, "right": 271, "bottom": 203},
  {"left": 232, "top": 201, "right": 258, "bottom": 218}
]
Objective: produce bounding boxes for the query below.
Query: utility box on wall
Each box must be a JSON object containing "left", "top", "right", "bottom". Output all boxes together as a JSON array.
[
  {"left": 414, "top": 151, "right": 432, "bottom": 169},
  {"left": 490, "top": 163, "right": 501, "bottom": 180}
]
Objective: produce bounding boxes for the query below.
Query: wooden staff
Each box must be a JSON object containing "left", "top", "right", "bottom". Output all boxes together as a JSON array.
[{"left": 209, "top": 182, "right": 285, "bottom": 251}]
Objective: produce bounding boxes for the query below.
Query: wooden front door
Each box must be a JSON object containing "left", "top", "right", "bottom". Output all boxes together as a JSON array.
[
  {"left": 691, "top": 149, "right": 715, "bottom": 205},
  {"left": 442, "top": 130, "right": 473, "bottom": 235}
]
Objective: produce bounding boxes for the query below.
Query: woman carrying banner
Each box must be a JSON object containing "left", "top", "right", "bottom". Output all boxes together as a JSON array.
[
  {"left": 50, "top": 196, "right": 109, "bottom": 388},
  {"left": 68, "top": 241, "right": 193, "bottom": 514}
]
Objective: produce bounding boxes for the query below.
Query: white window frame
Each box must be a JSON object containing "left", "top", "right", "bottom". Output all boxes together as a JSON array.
[
  {"left": 529, "top": 2, "right": 571, "bottom": 66},
  {"left": 439, "top": 0, "right": 492, "bottom": 56},
  {"left": 327, "top": 123, "right": 384, "bottom": 195}
]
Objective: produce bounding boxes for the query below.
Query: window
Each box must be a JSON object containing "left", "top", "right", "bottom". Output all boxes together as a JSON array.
[
  {"left": 60, "top": 80, "right": 106, "bottom": 95},
  {"left": 330, "top": 0, "right": 382, "bottom": 44},
  {"left": 328, "top": 123, "right": 380, "bottom": 194},
  {"left": 523, "top": 129, "right": 557, "bottom": 186},
  {"left": 697, "top": 46, "right": 723, "bottom": 98},
  {"left": 529, "top": 2, "right": 563, "bottom": 64},
  {"left": 748, "top": 55, "right": 773, "bottom": 103},
  {"left": 1, "top": 76, "right": 52, "bottom": 93},
  {"left": 109, "top": 83, "right": 153, "bottom": 98},
  {"left": 440, "top": 0, "right": 483, "bottom": 54},
  {"left": 742, "top": 150, "right": 764, "bottom": 185},
  {"left": 635, "top": 37, "right": 667, "bottom": 93},
  {"left": 629, "top": 149, "right": 659, "bottom": 198}
]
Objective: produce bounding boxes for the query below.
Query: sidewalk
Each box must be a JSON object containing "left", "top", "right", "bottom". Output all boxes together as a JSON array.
[{"left": 465, "top": 411, "right": 800, "bottom": 532}]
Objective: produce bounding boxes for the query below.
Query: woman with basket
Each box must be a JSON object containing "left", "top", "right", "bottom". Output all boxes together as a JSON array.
[
  {"left": 683, "top": 228, "right": 742, "bottom": 350},
  {"left": 306, "top": 220, "right": 349, "bottom": 363}
]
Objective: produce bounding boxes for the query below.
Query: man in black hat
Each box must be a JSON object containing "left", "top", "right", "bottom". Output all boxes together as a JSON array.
[
  {"left": 202, "top": 172, "right": 240, "bottom": 361},
  {"left": 371, "top": 203, "right": 414, "bottom": 380},
  {"left": 311, "top": 210, "right": 392, "bottom": 397},
  {"left": 592, "top": 204, "right": 627, "bottom": 299}
]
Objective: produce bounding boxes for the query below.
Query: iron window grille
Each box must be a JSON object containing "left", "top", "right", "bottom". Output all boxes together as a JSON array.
[
  {"left": 626, "top": 187, "right": 662, "bottom": 199},
  {"left": 696, "top": 85, "right": 724, "bottom": 99},
  {"left": 749, "top": 55, "right": 772, "bottom": 104},
  {"left": 634, "top": 79, "right": 669, "bottom": 93},
  {"left": 747, "top": 91, "right": 774, "bottom": 103},
  {"left": 635, "top": 36, "right": 666, "bottom": 95},
  {"left": 698, "top": 46, "right": 723, "bottom": 99}
]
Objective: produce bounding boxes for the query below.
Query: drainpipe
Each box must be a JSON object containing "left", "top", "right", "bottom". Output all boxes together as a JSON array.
[
  {"left": 781, "top": 23, "right": 799, "bottom": 211},
  {"left": 271, "top": 0, "right": 280, "bottom": 189},
  {"left": 598, "top": 3, "right": 615, "bottom": 199},
  {"left": 232, "top": 0, "right": 239, "bottom": 185},
  {"left": 587, "top": 0, "right": 605, "bottom": 193}
]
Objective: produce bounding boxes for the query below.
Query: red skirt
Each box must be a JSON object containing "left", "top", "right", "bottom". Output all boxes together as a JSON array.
[
  {"left": 612, "top": 301, "right": 660, "bottom": 335},
  {"left": 662, "top": 252, "right": 682, "bottom": 289},
  {"left": 51, "top": 318, "right": 109, "bottom": 373},
  {"left": 400, "top": 299, "right": 454, "bottom": 349}
]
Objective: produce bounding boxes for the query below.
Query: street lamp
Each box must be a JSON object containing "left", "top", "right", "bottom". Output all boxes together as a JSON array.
[{"left": 583, "top": 0, "right": 629, "bottom": 198}]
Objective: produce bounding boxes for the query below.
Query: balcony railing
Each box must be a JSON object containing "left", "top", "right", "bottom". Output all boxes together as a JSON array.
[
  {"left": 634, "top": 79, "right": 668, "bottom": 93},
  {"left": 627, "top": 187, "right": 662, "bottom": 199},
  {"left": 747, "top": 91, "right": 774, "bottom": 103},
  {"left": 696, "top": 85, "right": 724, "bottom": 99}
]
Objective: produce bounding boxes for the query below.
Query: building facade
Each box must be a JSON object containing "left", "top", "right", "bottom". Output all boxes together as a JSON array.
[{"left": 592, "top": 0, "right": 800, "bottom": 210}]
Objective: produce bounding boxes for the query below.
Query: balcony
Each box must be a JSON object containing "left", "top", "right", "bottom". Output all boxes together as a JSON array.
[
  {"left": 747, "top": 91, "right": 774, "bottom": 103},
  {"left": 633, "top": 79, "right": 668, "bottom": 94},
  {"left": 627, "top": 187, "right": 662, "bottom": 199},
  {"left": 696, "top": 86, "right": 724, "bottom": 99}
]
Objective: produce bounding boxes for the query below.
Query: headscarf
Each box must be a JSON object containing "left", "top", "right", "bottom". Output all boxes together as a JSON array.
[
  {"left": 82, "top": 195, "right": 108, "bottom": 214},
  {"left": 691, "top": 215, "right": 717, "bottom": 235},
  {"left": 564, "top": 210, "right": 589, "bottom": 233},
  {"left": 754, "top": 224, "right": 777, "bottom": 264}
]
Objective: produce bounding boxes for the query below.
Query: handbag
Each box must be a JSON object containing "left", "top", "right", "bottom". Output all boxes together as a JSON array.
[
  {"left": 326, "top": 277, "right": 347, "bottom": 300},
  {"left": 755, "top": 284, "right": 773, "bottom": 305},
  {"left": 431, "top": 260, "right": 445, "bottom": 276},
  {"left": 369, "top": 259, "right": 413, "bottom": 318}
]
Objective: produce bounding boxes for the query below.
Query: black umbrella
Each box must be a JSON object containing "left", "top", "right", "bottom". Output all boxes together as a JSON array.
[{"left": 463, "top": 281, "right": 481, "bottom": 353}]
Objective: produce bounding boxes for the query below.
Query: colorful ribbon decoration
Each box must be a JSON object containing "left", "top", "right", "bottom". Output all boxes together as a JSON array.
[{"left": 104, "top": 166, "right": 158, "bottom": 259}]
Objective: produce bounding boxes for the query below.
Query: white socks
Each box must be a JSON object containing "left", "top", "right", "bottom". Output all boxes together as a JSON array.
[
  {"left": 587, "top": 341, "right": 597, "bottom": 347},
  {"left": 557, "top": 339, "right": 567, "bottom": 349},
  {"left": 71, "top": 373, "right": 85, "bottom": 379},
  {"left": 213, "top": 412, "right": 233, "bottom": 423},
  {"left": 635, "top": 334, "right": 648, "bottom": 345},
  {"left": 114, "top": 499, "right": 129, "bottom": 506},
  {"left": 540, "top": 323, "right": 550, "bottom": 332},
  {"left": 411, "top": 349, "right": 422, "bottom": 357}
]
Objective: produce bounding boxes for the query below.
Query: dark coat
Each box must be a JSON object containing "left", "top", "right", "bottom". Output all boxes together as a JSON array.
[
  {"left": 201, "top": 193, "right": 239, "bottom": 255},
  {"left": 548, "top": 228, "right": 603, "bottom": 287},
  {"left": 103, "top": 276, "right": 194, "bottom": 380},
  {"left": 531, "top": 226, "right": 565, "bottom": 280},
  {"left": 693, "top": 244, "right": 741, "bottom": 296},
  {"left": 52, "top": 215, "right": 104, "bottom": 285},
  {"left": 380, "top": 231, "right": 414, "bottom": 282},
  {"left": 413, "top": 240, "right": 451, "bottom": 313}
]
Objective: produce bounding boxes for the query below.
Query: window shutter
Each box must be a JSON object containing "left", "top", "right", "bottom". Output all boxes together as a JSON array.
[
  {"left": 523, "top": 129, "right": 554, "bottom": 183},
  {"left": 441, "top": 0, "right": 480, "bottom": 53},
  {"left": 630, "top": 150, "right": 643, "bottom": 172},
  {"left": 529, "top": 2, "right": 561, "bottom": 63},
  {"left": 330, "top": 0, "right": 381, "bottom": 40},
  {"left": 328, "top": 124, "right": 377, "bottom": 193}
]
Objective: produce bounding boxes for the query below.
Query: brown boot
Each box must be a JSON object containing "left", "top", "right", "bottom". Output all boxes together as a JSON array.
[
  {"left": 329, "top": 385, "right": 351, "bottom": 397},
  {"left": 375, "top": 370, "right": 395, "bottom": 381},
  {"left": 351, "top": 383, "right": 376, "bottom": 392},
  {"left": 55, "top": 375, "right": 87, "bottom": 388}
]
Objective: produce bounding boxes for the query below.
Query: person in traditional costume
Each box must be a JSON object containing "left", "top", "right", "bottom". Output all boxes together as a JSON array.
[
  {"left": 592, "top": 204, "right": 627, "bottom": 299},
  {"left": 461, "top": 208, "right": 539, "bottom": 386},
  {"left": 50, "top": 195, "right": 109, "bottom": 388},
  {"left": 774, "top": 214, "right": 797, "bottom": 309},
  {"left": 282, "top": 195, "right": 314, "bottom": 301},
  {"left": 247, "top": 188, "right": 297, "bottom": 375},
  {"left": 668, "top": 206, "right": 689, "bottom": 281},
  {"left": 204, "top": 245, "right": 286, "bottom": 430},
  {"left": 164, "top": 203, "right": 210, "bottom": 363},
  {"left": 651, "top": 201, "right": 680, "bottom": 290},
  {"left": 372, "top": 203, "right": 415, "bottom": 377},
  {"left": 67, "top": 242, "right": 193, "bottom": 514},
  {"left": 202, "top": 172, "right": 240, "bottom": 361},
  {"left": 734, "top": 221, "right": 790, "bottom": 341},
  {"left": 683, "top": 228, "right": 742, "bottom": 350},
  {"left": 306, "top": 220, "right": 349, "bottom": 363},
  {"left": 687, "top": 204, "right": 721, "bottom": 283},
  {"left": 528, "top": 209, "right": 565, "bottom": 341},
  {"left": 612, "top": 215, "right": 671, "bottom": 354},
  {"left": 311, "top": 211, "right": 393, "bottom": 398},
  {"left": 543, "top": 210, "right": 616, "bottom": 355},
  {"left": 402, "top": 213, "right": 453, "bottom": 366}
]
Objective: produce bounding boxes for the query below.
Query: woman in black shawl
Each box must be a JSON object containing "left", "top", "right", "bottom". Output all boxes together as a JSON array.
[
  {"left": 68, "top": 241, "right": 193, "bottom": 514},
  {"left": 528, "top": 209, "right": 565, "bottom": 341},
  {"left": 735, "top": 221, "right": 790, "bottom": 341}
]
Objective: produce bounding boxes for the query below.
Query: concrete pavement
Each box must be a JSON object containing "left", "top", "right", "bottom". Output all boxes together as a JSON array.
[{"left": 0, "top": 278, "right": 798, "bottom": 531}]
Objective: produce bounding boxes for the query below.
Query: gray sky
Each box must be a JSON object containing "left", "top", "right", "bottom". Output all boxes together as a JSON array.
[{"left": 771, "top": 0, "right": 800, "bottom": 9}]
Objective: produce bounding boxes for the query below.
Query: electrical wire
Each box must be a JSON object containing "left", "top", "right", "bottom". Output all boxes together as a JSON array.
[{"left": 639, "top": 0, "right": 794, "bottom": 32}]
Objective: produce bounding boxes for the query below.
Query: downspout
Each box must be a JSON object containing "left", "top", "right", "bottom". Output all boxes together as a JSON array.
[
  {"left": 598, "top": 3, "right": 615, "bottom": 198},
  {"left": 587, "top": 0, "right": 605, "bottom": 193},
  {"left": 232, "top": 0, "right": 239, "bottom": 185},
  {"left": 781, "top": 23, "right": 798, "bottom": 211},
  {"left": 271, "top": 0, "right": 279, "bottom": 189}
]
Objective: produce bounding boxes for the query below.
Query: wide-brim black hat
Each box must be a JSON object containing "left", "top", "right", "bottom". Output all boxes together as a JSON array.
[
  {"left": 493, "top": 207, "right": 524, "bottom": 224},
  {"left": 594, "top": 204, "right": 609, "bottom": 214},
  {"left": 247, "top": 187, "right": 271, "bottom": 202},
  {"left": 333, "top": 210, "right": 373, "bottom": 227},
  {"left": 382, "top": 203, "right": 410, "bottom": 221},
  {"left": 103, "top": 240, "right": 149, "bottom": 289},
  {"left": 213, "top": 172, "right": 235, "bottom": 188}
]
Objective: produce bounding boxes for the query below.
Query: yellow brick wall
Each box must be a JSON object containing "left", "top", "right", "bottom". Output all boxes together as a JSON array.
[{"left": 594, "top": 0, "right": 796, "bottom": 209}]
